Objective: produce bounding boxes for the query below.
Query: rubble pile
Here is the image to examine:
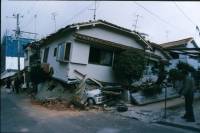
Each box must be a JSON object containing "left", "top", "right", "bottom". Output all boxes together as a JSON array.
[{"left": 35, "top": 80, "right": 74, "bottom": 102}]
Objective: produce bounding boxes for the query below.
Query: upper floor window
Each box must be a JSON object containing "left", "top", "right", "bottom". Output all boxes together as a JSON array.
[
  {"left": 43, "top": 47, "right": 49, "bottom": 63},
  {"left": 54, "top": 47, "right": 57, "bottom": 57},
  {"left": 57, "top": 42, "right": 71, "bottom": 62},
  {"left": 89, "top": 47, "right": 113, "bottom": 66}
]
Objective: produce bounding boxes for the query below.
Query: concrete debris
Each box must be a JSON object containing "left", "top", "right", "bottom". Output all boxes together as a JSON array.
[{"left": 35, "top": 80, "right": 74, "bottom": 101}]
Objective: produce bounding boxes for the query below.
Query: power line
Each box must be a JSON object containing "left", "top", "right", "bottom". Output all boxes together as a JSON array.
[
  {"left": 133, "top": 2, "right": 190, "bottom": 35},
  {"left": 61, "top": 2, "right": 94, "bottom": 27},
  {"left": 174, "top": 2, "right": 200, "bottom": 39},
  {"left": 22, "top": 2, "right": 37, "bottom": 28},
  {"left": 174, "top": 2, "right": 197, "bottom": 26}
]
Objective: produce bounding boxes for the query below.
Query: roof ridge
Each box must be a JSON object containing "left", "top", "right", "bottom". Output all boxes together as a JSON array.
[{"left": 160, "top": 37, "right": 193, "bottom": 45}]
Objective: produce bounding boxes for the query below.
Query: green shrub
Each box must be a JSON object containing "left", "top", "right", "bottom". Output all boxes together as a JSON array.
[
  {"left": 113, "top": 50, "right": 145, "bottom": 86},
  {"left": 177, "top": 62, "right": 195, "bottom": 73},
  {"left": 169, "top": 69, "right": 184, "bottom": 81}
]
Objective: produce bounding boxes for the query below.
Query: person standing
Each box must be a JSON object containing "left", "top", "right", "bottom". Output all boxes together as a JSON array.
[
  {"left": 6, "top": 77, "right": 11, "bottom": 89},
  {"left": 179, "top": 71, "right": 195, "bottom": 122},
  {"left": 14, "top": 77, "right": 20, "bottom": 94}
]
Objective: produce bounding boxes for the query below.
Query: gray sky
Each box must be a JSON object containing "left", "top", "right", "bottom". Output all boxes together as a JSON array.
[{"left": 1, "top": 1, "right": 200, "bottom": 45}]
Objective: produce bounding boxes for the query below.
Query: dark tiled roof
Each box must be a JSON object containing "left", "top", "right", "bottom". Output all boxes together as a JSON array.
[
  {"left": 35, "top": 19, "right": 151, "bottom": 49},
  {"left": 160, "top": 37, "right": 193, "bottom": 48},
  {"left": 149, "top": 42, "right": 171, "bottom": 59}
]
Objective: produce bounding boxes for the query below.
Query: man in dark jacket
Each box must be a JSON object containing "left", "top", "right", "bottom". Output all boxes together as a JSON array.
[
  {"left": 14, "top": 77, "right": 20, "bottom": 94},
  {"left": 6, "top": 77, "right": 11, "bottom": 89},
  {"left": 179, "top": 71, "right": 195, "bottom": 122}
]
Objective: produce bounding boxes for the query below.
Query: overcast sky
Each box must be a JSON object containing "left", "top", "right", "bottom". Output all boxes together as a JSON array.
[{"left": 1, "top": 1, "right": 200, "bottom": 45}]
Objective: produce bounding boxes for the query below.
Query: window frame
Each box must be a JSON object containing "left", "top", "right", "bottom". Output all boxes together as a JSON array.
[
  {"left": 88, "top": 46, "right": 114, "bottom": 67},
  {"left": 56, "top": 41, "right": 71, "bottom": 62},
  {"left": 43, "top": 47, "right": 49, "bottom": 63},
  {"left": 53, "top": 47, "right": 57, "bottom": 57}
]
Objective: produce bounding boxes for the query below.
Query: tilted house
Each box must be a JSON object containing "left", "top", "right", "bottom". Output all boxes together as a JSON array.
[
  {"left": 160, "top": 37, "right": 200, "bottom": 70},
  {"left": 36, "top": 20, "right": 169, "bottom": 83}
]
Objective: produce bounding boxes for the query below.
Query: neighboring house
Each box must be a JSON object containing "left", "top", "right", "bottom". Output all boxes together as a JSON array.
[
  {"left": 160, "top": 37, "right": 200, "bottom": 70},
  {"left": 24, "top": 42, "right": 41, "bottom": 68},
  {"left": 142, "top": 42, "right": 171, "bottom": 82},
  {"left": 34, "top": 20, "right": 168, "bottom": 83},
  {"left": 23, "top": 42, "right": 41, "bottom": 87},
  {"left": 1, "top": 35, "right": 34, "bottom": 73}
]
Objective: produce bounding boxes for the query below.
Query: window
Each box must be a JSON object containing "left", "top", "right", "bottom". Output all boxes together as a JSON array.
[
  {"left": 170, "top": 52, "right": 179, "bottom": 59},
  {"left": 57, "top": 42, "right": 71, "bottom": 61},
  {"left": 43, "top": 47, "right": 49, "bottom": 63},
  {"left": 64, "top": 43, "right": 71, "bottom": 60},
  {"left": 89, "top": 47, "right": 113, "bottom": 66},
  {"left": 54, "top": 48, "right": 57, "bottom": 57}
]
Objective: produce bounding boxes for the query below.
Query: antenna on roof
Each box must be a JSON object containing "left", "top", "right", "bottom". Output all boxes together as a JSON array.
[
  {"left": 34, "top": 14, "right": 37, "bottom": 39},
  {"left": 165, "top": 30, "right": 169, "bottom": 42},
  {"left": 132, "top": 14, "right": 142, "bottom": 31},
  {"left": 89, "top": 0, "right": 97, "bottom": 21},
  {"left": 51, "top": 12, "right": 57, "bottom": 32}
]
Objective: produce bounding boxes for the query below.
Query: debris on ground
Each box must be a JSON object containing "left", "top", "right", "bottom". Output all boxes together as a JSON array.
[
  {"left": 30, "top": 98, "right": 74, "bottom": 111},
  {"left": 35, "top": 80, "right": 75, "bottom": 102},
  {"left": 116, "top": 103, "right": 128, "bottom": 112}
]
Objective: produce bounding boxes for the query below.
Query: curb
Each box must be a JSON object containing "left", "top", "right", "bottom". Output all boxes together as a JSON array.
[
  {"left": 135, "top": 95, "right": 180, "bottom": 106},
  {"left": 166, "top": 95, "right": 200, "bottom": 110},
  {"left": 157, "top": 120, "right": 200, "bottom": 132}
]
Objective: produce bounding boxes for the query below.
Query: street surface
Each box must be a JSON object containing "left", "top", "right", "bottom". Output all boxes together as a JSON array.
[{"left": 1, "top": 88, "right": 195, "bottom": 133}]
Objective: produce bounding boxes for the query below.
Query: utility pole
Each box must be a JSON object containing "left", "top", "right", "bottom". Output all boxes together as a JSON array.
[
  {"left": 89, "top": 0, "right": 97, "bottom": 20},
  {"left": 133, "top": 14, "right": 142, "bottom": 31},
  {"left": 13, "top": 13, "right": 23, "bottom": 77},
  {"left": 51, "top": 12, "right": 57, "bottom": 32}
]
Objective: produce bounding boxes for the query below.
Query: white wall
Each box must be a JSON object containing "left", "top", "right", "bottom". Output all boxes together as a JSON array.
[
  {"left": 6, "top": 56, "right": 24, "bottom": 70},
  {"left": 40, "top": 34, "right": 73, "bottom": 81},
  {"left": 70, "top": 40, "right": 90, "bottom": 64},
  {"left": 77, "top": 27, "right": 144, "bottom": 49},
  {"left": 68, "top": 39, "right": 115, "bottom": 82},
  {"left": 68, "top": 63, "right": 115, "bottom": 83}
]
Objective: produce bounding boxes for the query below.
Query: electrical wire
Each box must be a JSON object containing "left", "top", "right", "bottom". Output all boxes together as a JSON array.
[
  {"left": 174, "top": 2, "right": 197, "bottom": 26},
  {"left": 22, "top": 2, "right": 38, "bottom": 29},
  {"left": 60, "top": 2, "right": 94, "bottom": 28},
  {"left": 133, "top": 1, "right": 191, "bottom": 35}
]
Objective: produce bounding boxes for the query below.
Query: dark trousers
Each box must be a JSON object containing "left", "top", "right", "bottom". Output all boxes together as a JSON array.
[{"left": 184, "top": 94, "right": 195, "bottom": 120}]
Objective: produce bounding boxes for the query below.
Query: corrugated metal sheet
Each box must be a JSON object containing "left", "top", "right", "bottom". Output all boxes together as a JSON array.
[{"left": 4, "top": 36, "right": 34, "bottom": 57}]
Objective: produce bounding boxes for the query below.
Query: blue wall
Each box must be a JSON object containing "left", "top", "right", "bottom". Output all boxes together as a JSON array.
[{"left": 4, "top": 36, "right": 34, "bottom": 57}]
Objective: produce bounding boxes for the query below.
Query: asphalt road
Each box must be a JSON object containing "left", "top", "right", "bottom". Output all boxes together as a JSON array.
[{"left": 0, "top": 88, "right": 194, "bottom": 133}]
